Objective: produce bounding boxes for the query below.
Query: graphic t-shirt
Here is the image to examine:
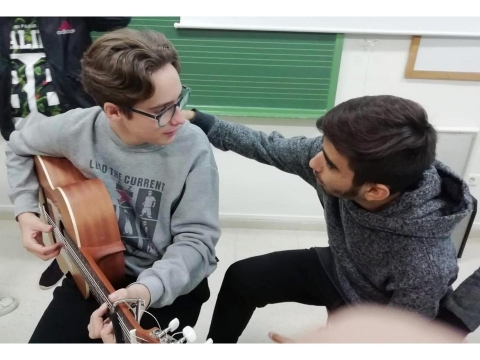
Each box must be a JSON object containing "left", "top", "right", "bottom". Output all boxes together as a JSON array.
[{"left": 10, "top": 17, "right": 61, "bottom": 125}]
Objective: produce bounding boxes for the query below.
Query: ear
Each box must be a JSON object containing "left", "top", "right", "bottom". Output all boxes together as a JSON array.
[
  {"left": 103, "top": 102, "right": 122, "bottom": 121},
  {"left": 364, "top": 183, "right": 390, "bottom": 202}
]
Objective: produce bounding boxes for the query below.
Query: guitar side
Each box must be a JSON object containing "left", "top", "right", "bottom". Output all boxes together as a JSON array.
[{"left": 34, "top": 155, "right": 126, "bottom": 298}]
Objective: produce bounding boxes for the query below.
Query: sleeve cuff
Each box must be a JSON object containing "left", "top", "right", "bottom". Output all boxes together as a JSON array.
[
  {"left": 134, "top": 275, "right": 164, "bottom": 308},
  {"left": 14, "top": 192, "right": 40, "bottom": 220},
  {"left": 191, "top": 108, "right": 217, "bottom": 135}
]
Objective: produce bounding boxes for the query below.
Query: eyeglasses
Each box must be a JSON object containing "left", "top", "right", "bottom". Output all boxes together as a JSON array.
[{"left": 130, "top": 86, "right": 191, "bottom": 127}]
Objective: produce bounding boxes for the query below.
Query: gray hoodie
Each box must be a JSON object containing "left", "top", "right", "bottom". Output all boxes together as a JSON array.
[
  {"left": 192, "top": 110, "right": 473, "bottom": 320},
  {"left": 6, "top": 107, "right": 221, "bottom": 308}
]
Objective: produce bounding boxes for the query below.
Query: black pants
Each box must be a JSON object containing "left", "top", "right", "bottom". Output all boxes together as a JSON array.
[
  {"left": 207, "top": 248, "right": 344, "bottom": 343},
  {"left": 29, "top": 273, "right": 210, "bottom": 343},
  {"left": 206, "top": 247, "right": 473, "bottom": 343}
]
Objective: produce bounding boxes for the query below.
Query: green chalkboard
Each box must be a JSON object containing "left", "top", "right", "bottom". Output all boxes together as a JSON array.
[{"left": 93, "top": 17, "right": 344, "bottom": 119}]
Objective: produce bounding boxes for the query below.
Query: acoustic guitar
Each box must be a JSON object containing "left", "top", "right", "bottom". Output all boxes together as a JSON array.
[{"left": 34, "top": 155, "right": 203, "bottom": 344}]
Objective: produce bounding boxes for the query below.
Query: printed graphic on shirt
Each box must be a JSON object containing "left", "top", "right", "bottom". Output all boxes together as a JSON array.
[
  {"left": 137, "top": 188, "right": 162, "bottom": 240},
  {"left": 10, "top": 18, "right": 61, "bottom": 120},
  {"left": 115, "top": 184, "right": 137, "bottom": 237},
  {"left": 112, "top": 181, "right": 161, "bottom": 257},
  {"left": 90, "top": 160, "right": 167, "bottom": 258},
  {"left": 56, "top": 20, "right": 76, "bottom": 35},
  {"left": 10, "top": 18, "right": 43, "bottom": 55},
  {"left": 139, "top": 189, "right": 160, "bottom": 219}
]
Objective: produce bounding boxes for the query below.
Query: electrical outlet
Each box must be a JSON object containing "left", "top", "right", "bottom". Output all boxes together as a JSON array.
[{"left": 467, "top": 174, "right": 480, "bottom": 187}]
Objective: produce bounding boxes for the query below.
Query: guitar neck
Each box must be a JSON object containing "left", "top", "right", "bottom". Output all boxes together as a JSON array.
[
  {"left": 43, "top": 210, "right": 142, "bottom": 343},
  {"left": 63, "top": 231, "right": 112, "bottom": 307}
]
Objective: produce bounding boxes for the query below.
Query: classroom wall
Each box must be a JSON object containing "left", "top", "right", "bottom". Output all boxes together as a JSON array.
[
  {"left": 207, "top": 34, "right": 480, "bottom": 227},
  {"left": 1, "top": 34, "right": 479, "bottom": 227}
]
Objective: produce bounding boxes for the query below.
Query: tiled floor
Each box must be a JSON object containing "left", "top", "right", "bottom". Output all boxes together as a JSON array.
[{"left": 1, "top": 219, "right": 479, "bottom": 343}]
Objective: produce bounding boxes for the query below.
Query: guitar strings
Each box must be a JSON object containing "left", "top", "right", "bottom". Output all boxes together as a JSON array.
[
  {"left": 142, "top": 310, "right": 162, "bottom": 331},
  {"left": 47, "top": 219, "right": 132, "bottom": 342},
  {"left": 123, "top": 301, "right": 162, "bottom": 332},
  {"left": 44, "top": 210, "right": 134, "bottom": 343},
  {"left": 44, "top": 210, "right": 166, "bottom": 344}
]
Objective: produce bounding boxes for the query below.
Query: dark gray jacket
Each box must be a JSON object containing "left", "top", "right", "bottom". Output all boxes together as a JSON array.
[{"left": 192, "top": 110, "right": 474, "bottom": 320}]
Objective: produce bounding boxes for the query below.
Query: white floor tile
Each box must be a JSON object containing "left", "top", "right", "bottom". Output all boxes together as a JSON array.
[
  {"left": 296, "top": 230, "right": 329, "bottom": 249},
  {"left": 235, "top": 228, "right": 299, "bottom": 261}
]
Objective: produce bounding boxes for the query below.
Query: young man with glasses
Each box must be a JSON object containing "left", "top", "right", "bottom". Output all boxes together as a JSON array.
[{"left": 5, "top": 28, "right": 220, "bottom": 343}]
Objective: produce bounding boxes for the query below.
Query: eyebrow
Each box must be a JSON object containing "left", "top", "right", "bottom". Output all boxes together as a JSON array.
[
  {"left": 323, "top": 148, "right": 339, "bottom": 171},
  {"left": 148, "top": 88, "right": 183, "bottom": 112}
]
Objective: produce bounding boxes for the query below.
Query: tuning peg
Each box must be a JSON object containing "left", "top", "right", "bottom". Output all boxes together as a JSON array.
[
  {"left": 183, "top": 326, "right": 197, "bottom": 343},
  {"left": 168, "top": 318, "right": 180, "bottom": 332},
  {"left": 176, "top": 326, "right": 197, "bottom": 343},
  {"left": 153, "top": 318, "right": 180, "bottom": 341}
]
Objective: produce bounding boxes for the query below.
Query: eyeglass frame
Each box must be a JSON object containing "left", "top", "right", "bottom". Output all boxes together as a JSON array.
[{"left": 129, "top": 85, "right": 191, "bottom": 127}]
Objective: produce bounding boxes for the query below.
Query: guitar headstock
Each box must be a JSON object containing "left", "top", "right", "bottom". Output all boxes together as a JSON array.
[
  {"left": 111, "top": 298, "right": 212, "bottom": 344},
  {"left": 145, "top": 321, "right": 204, "bottom": 344}
]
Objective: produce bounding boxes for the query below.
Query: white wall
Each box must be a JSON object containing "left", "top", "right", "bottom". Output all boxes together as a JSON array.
[
  {"left": 335, "top": 34, "right": 480, "bottom": 194},
  {"left": 1, "top": 33, "right": 480, "bottom": 226},
  {"left": 215, "top": 34, "right": 480, "bottom": 226}
]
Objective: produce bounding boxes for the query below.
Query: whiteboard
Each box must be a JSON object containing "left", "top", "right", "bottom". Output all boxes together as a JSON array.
[
  {"left": 175, "top": 17, "right": 480, "bottom": 37},
  {"left": 414, "top": 37, "right": 480, "bottom": 73},
  {"left": 405, "top": 36, "right": 480, "bottom": 81}
]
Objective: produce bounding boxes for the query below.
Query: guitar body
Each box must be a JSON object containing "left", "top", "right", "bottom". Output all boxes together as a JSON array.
[
  {"left": 33, "top": 155, "right": 204, "bottom": 343},
  {"left": 34, "top": 155, "right": 126, "bottom": 298}
]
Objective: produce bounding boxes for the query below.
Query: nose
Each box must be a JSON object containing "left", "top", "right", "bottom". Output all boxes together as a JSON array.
[
  {"left": 309, "top": 152, "right": 324, "bottom": 172},
  {"left": 170, "top": 106, "right": 186, "bottom": 126}
]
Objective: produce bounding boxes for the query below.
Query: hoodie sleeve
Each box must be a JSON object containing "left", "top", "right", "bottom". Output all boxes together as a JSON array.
[
  {"left": 192, "top": 109, "right": 321, "bottom": 187},
  {"left": 442, "top": 266, "right": 480, "bottom": 332},
  {"left": 5, "top": 144, "right": 41, "bottom": 218},
  {"left": 6, "top": 113, "right": 72, "bottom": 218},
  {"left": 134, "top": 153, "right": 221, "bottom": 308}
]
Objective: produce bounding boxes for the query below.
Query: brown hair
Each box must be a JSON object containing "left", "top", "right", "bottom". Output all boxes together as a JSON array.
[{"left": 81, "top": 28, "right": 180, "bottom": 117}]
